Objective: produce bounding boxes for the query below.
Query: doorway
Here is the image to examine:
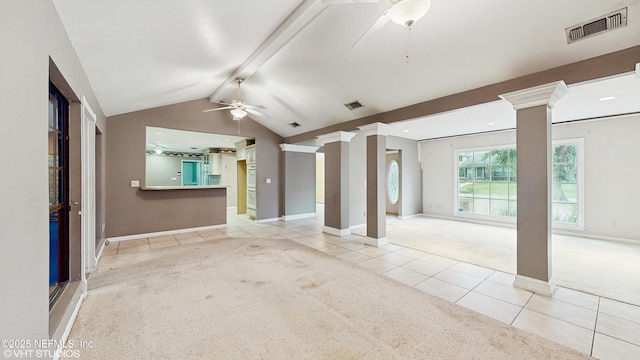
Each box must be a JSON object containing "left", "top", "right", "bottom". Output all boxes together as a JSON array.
[
  {"left": 48, "top": 82, "right": 70, "bottom": 306},
  {"left": 181, "top": 160, "right": 201, "bottom": 186},
  {"left": 386, "top": 150, "right": 401, "bottom": 216},
  {"left": 237, "top": 160, "right": 247, "bottom": 214}
]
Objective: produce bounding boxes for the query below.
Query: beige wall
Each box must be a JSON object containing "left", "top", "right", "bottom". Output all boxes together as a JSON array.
[
  {"left": 0, "top": 0, "right": 107, "bottom": 345},
  {"left": 106, "top": 98, "right": 283, "bottom": 237}
]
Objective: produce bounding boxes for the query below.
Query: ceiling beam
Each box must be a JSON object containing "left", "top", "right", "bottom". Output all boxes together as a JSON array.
[{"left": 209, "top": 0, "right": 328, "bottom": 103}]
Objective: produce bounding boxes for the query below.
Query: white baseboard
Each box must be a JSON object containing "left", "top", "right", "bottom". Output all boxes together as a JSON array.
[
  {"left": 256, "top": 217, "right": 281, "bottom": 223},
  {"left": 107, "top": 224, "right": 227, "bottom": 242},
  {"left": 53, "top": 283, "right": 86, "bottom": 360},
  {"left": 365, "top": 237, "right": 388, "bottom": 247},
  {"left": 323, "top": 226, "right": 350, "bottom": 237},
  {"left": 398, "top": 213, "right": 422, "bottom": 220},
  {"left": 283, "top": 212, "right": 316, "bottom": 221},
  {"left": 349, "top": 224, "right": 365, "bottom": 231},
  {"left": 514, "top": 275, "right": 557, "bottom": 296}
]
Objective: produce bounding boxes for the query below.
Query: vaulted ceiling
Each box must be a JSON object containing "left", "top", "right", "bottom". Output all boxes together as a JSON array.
[{"left": 53, "top": 0, "right": 640, "bottom": 142}]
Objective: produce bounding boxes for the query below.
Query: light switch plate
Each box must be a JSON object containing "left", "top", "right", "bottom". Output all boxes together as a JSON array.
[
  {"left": 131, "top": 180, "right": 140, "bottom": 187},
  {"left": 266, "top": 178, "right": 271, "bottom": 184}
]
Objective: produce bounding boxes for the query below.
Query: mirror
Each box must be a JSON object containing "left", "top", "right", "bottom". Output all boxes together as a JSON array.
[{"left": 145, "top": 126, "right": 252, "bottom": 187}]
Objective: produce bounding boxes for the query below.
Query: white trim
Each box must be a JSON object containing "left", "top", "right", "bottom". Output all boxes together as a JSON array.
[
  {"left": 636, "top": 62, "right": 640, "bottom": 79},
  {"left": 364, "top": 236, "right": 388, "bottom": 247},
  {"left": 93, "top": 238, "right": 107, "bottom": 268},
  {"left": 358, "top": 122, "right": 392, "bottom": 137},
  {"left": 499, "top": 81, "right": 569, "bottom": 110},
  {"left": 513, "top": 275, "right": 557, "bottom": 296},
  {"left": 553, "top": 230, "right": 640, "bottom": 245},
  {"left": 279, "top": 143, "right": 319, "bottom": 153},
  {"left": 53, "top": 285, "right": 86, "bottom": 360},
  {"left": 316, "top": 131, "right": 356, "bottom": 144},
  {"left": 349, "top": 223, "right": 365, "bottom": 230},
  {"left": 227, "top": 206, "right": 237, "bottom": 211},
  {"left": 283, "top": 212, "right": 316, "bottom": 221},
  {"left": 323, "top": 226, "right": 351, "bottom": 236},
  {"left": 107, "top": 224, "right": 227, "bottom": 242},
  {"left": 81, "top": 96, "right": 97, "bottom": 274},
  {"left": 256, "top": 217, "right": 281, "bottom": 223},
  {"left": 422, "top": 213, "right": 517, "bottom": 229},
  {"left": 397, "top": 213, "right": 422, "bottom": 220}
]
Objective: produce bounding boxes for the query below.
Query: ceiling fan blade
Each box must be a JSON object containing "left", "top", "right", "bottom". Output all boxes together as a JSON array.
[
  {"left": 321, "top": 0, "right": 379, "bottom": 5},
  {"left": 244, "top": 104, "right": 266, "bottom": 110},
  {"left": 352, "top": 9, "right": 391, "bottom": 48},
  {"left": 245, "top": 107, "right": 270, "bottom": 118},
  {"left": 203, "top": 106, "right": 234, "bottom": 113}
]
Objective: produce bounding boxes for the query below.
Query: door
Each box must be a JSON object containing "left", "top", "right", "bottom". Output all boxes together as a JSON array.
[{"left": 49, "top": 83, "right": 70, "bottom": 306}]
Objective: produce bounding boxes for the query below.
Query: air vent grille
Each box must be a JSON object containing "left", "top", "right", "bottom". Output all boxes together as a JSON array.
[
  {"left": 344, "top": 100, "right": 363, "bottom": 111},
  {"left": 566, "top": 8, "right": 627, "bottom": 44},
  {"left": 288, "top": 122, "right": 301, "bottom": 128}
]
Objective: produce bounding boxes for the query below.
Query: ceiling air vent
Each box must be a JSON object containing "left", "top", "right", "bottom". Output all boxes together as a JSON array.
[
  {"left": 288, "top": 122, "right": 301, "bottom": 128},
  {"left": 344, "top": 100, "right": 363, "bottom": 111},
  {"left": 566, "top": 8, "right": 627, "bottom": 44}
]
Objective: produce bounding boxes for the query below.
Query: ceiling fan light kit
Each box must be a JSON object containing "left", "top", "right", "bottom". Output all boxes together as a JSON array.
[
  {"left": 203, "top": 77, "right": 267, "bottom": 121},
  {"left": 388, "top": 0, "right": 431, "bottom": 28},
  {"left": 230, "top": 108, "right": 247, "bottom": 120}
]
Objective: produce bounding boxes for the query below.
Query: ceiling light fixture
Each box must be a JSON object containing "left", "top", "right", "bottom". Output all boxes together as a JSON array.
[
  {"left": 599, "top": 96, "right": 616, "bottom": 102},
  {"left": 486, "top": 122, "right": 496, "bottom": 126},
  {"left": 388, "top": 0, "right": 431, "bottom": 28},
  {"left": 403, "top": 129, "right": 411, "bottom": 133},
  {"left": 230, "top": 108, "right": 247, "bottom": 120}
]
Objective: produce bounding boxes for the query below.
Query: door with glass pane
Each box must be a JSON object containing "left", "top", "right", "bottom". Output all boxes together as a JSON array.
[{"left": 49, "top": 83, "right": 69, "bottom": 306}]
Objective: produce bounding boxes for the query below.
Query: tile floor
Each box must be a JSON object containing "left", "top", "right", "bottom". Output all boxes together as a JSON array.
[{"left": 101, "top": 212, "right": 640, "bottom": 360}]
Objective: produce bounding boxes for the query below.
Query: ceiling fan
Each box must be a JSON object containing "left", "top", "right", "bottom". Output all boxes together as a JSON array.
[
  {"left": 203, "top": 77, "right": 267, "bottom": 120},
  {"left": 322, "top": 0, "right": 432, "bottom": 47}
]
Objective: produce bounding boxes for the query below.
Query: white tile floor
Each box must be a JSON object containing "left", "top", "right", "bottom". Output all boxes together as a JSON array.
[{"left": 103, "top": 211, "right": 640, "bottom": 360}]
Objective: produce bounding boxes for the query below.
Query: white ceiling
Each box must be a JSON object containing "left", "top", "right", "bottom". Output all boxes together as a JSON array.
[{"left": 53, "top": 0, "right": 640, "bottom": 141}]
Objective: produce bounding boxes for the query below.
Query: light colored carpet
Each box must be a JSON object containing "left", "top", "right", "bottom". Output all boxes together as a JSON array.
[
  {"left": 388, "top": 216, "right": 640, "bottom": 306},
  {"left": 66, "top": 236, "right": 589, "bottom": 359}
]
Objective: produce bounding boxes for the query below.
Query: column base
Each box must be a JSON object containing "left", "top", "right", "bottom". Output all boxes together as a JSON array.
[
  {"left": 364, "top": 237, "right": 388, "bottom": 247},
  {"left": 513, "top": 275, "right": 557, "bottom": 296},
  {"left": 323, "top": 226, "right": 350, "bottom": 237}
]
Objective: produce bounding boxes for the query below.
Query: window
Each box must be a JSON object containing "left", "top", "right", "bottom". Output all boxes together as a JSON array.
[
  {"left": 455, "top": 141, "right": 582, "bottom": 226},
  {"left": 387, "top": 160, "right": 399, "bottom": 205}
]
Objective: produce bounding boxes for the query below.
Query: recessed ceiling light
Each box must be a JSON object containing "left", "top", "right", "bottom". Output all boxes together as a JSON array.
[
  {"left": 156, "top": 132, "right": 163, "bottom": 135},
  {"left": 599, "top": 96, "right": 616, "bottom": 102},
  {"left": 402, "top": 130, "right": 410, "bottom": 133},
  {"left": 486, "top": 122, "right": 496, "bottom": 126}
]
